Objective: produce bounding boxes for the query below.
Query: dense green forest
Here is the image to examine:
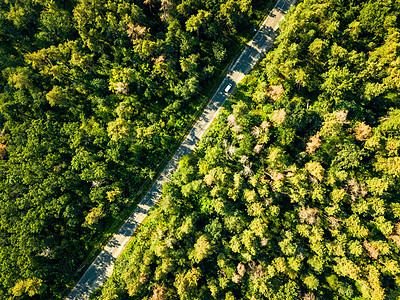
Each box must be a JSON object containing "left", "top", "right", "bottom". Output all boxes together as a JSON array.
[
  {"left": 0, "top": 0, "right": 265, "bottom": 298},
  {"left": 96, "top": 0, "right": 400, "bottom": 299}
]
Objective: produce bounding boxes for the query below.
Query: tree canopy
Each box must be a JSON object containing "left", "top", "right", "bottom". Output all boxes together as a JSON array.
[
  {"left": 0, "top": 0, "right": 264, "bottom": 298},
  {"left": 96, "top": 0, "right": 400, "bottom": 299}
]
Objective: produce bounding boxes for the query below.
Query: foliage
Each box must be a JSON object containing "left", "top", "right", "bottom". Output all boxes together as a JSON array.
[
  {"left": 96, "top": 0, "right": 400, "bottom": 299},
  {"left": 0, "top": 0, "right": 264, "bottom": 297}
]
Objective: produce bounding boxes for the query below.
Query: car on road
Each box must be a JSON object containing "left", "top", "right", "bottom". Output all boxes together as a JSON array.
[{"left": 225, "top": 83, "right": 233, "bottom": 92}]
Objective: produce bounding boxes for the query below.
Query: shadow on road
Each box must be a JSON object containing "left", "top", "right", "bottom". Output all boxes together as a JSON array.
[{"left": 105, "top": 238, "right": 121, "bottom": 250}]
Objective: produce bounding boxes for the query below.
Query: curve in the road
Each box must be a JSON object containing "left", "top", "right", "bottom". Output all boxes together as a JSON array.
[{"left": 66, "top": 0, "right": 295, "bottom": 299}]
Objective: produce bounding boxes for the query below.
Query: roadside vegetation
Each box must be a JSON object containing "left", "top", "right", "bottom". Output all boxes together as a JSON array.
[
  {"left": 95, "top": 0, "right": 400, "bottom": 299},
  {"left": 0, "top": 0, "right": 272, "bottom": 298}
]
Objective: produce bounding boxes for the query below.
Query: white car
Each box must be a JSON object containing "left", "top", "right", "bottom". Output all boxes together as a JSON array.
[{"left": 225, "top": 83, "right": 233, "bottom": 92}]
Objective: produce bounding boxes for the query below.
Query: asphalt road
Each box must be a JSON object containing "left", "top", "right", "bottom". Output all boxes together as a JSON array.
[{"left": 66, "top": 0, "right": 295, "bottom": 299}]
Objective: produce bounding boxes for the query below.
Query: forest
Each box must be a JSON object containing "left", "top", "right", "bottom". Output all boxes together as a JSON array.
[
  {"left": 0, "top": 0, "right": 265, "bottom": 298},
  {"left": 95, "top": 0, "right": 400, "bottom": 299}
]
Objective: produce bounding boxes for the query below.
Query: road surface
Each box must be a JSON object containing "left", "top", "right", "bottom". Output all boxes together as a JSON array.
[{"left": 66, "top": 0, "right": 295, "bottom": 298}]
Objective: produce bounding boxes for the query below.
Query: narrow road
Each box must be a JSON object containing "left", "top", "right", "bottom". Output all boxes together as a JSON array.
[{"left": 66, "top": 0, "right": 295, "bottom": 299}]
